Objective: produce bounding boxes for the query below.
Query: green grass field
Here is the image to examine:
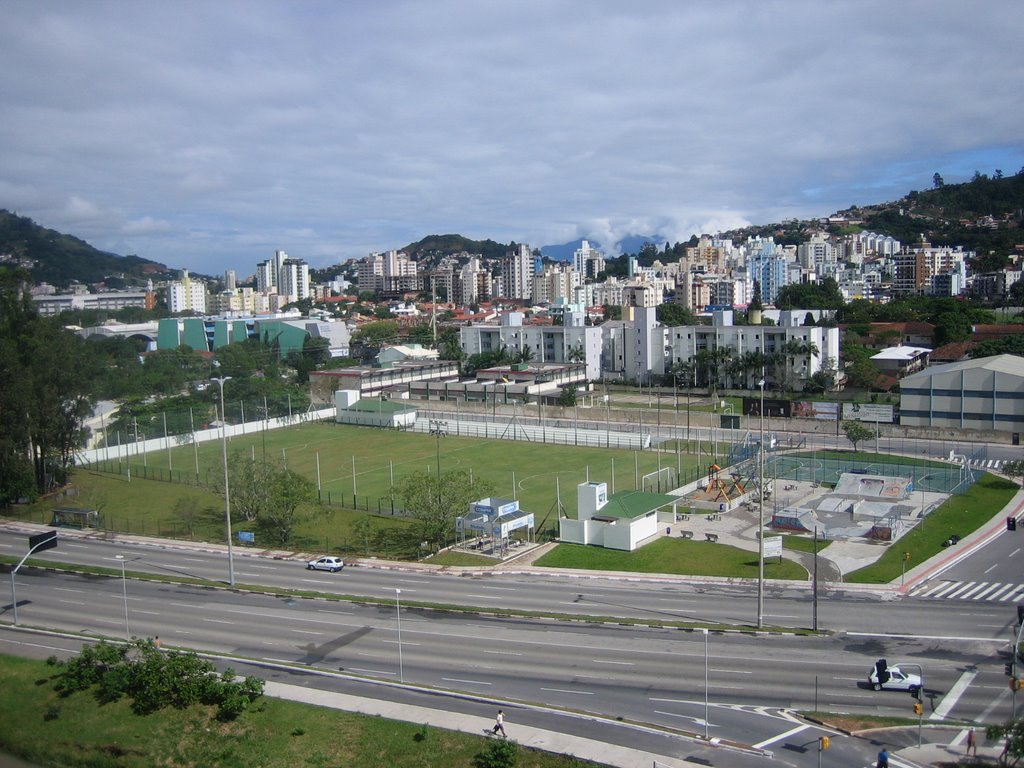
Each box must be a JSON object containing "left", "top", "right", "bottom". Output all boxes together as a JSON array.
[
  {"left": 19, "top": 421, "right": 715, "bottom": 555},
  {"left": 534, "top": 537, "right": 807, "bottom": 580},
  {"left": 0, "top": 653, "right": 604, "bottom": 768}
]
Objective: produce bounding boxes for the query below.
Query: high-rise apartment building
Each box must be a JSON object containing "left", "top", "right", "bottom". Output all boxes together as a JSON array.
[
  {"left": 501, "top": 243, "right": 534, "bottom": 300},
  {"left": 166, "top": 270, "right": 207, "bottom": 314}
]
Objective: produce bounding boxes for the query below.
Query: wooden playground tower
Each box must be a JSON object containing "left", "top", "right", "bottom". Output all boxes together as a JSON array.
[{"left": 707, "top": 463, "right": 746, "bottom": 502}]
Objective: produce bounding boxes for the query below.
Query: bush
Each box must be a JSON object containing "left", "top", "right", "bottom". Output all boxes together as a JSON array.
[
  {"left": 474, "top": 737, "right": 518, "bottom": 768},
  {"left": 50, "top": 639, "right": 264, "bottom": 721}
]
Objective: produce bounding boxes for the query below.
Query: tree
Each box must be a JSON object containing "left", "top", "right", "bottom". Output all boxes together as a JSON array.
[
  {"left": 557, "top": 384, "right": 578, "bottom": 407},
  {"left": 986, "top": 718, "right": 1024, "bottom": 765},
  {"left": 656, "top": 302, "right": 695, "bottom": 327},
  {"left": 223, "top": 453, "right": 320, "bottom": 545},
  {"left": 0, "top": 268, "right": 98, "bottom": 501},
  {"left": 749, "top": 280, "right": 764, "bottom": 312},
  {"left": 392, "top": 469, "right": 494, "bottom": 551},
  {"left": 933, "top": 173, "right": 945, "bottom": 188},
  {"left": 1004, "top": 460, "right": 1024, "bottom": 487},
  {"left": 842, "top": 421, "right": 876, "bottom": 451},
  {"left": 352, "top": 515, "right": 375, "bottom": 554}
]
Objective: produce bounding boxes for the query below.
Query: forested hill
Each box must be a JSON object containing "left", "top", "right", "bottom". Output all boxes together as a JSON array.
[
  {"left": 842, "top": 171, "right": 1024, "bottom": 260},
  {"left": 0, "top": 209, "right": 172, "bottom": 288}
]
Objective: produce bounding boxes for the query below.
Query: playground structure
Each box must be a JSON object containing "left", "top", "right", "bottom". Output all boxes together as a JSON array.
[{"left": 706, "top": 464, "right": 746, "bottom": 502}]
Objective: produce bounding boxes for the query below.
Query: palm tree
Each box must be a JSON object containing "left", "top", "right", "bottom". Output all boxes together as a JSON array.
[{"left": 567, "top": 344, "right": 586, "bottom": 363}]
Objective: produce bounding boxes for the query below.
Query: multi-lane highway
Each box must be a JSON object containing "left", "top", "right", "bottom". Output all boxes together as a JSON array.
[{"left": 2, "top": 527, "right": 1017, "bottom": 738}]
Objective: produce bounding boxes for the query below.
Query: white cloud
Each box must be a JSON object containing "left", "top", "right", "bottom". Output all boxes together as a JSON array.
[{"left": 0, "top": 0, "right": 1021, "bottom": 276}]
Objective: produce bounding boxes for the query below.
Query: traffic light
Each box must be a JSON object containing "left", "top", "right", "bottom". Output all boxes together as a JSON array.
[
  {"left": 1009, "top": 516, "right": 1018, "bottom": 531},
  {"left": 1007, "top": 662, "right": 1015, "bottom": 677},
  {"left": 819, "top": 736, "right": 830, "bottom": 750},
  {"left": 914, "top": 702, "right": 923, "bottom": 715}
]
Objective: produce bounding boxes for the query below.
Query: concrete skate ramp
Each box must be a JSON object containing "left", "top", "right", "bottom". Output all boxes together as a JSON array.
[{"left": 833, "top": 473, "right": 911, "bottom": 499}]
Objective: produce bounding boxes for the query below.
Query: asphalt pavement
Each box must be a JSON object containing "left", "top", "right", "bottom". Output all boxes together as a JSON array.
[{"left": 5, "top": 484, "right": 1024, "bottom": 766}]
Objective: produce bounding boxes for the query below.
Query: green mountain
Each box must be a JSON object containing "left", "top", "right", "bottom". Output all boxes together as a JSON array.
[
  {"left": 836, "top": 171, "right": 1024, "bottom": 257},
  {"left": 0, "top": 209, "right": 173, "bottom": 288},
  {"left": 401, "top": 234, "right": 513, "bottom": 262}
]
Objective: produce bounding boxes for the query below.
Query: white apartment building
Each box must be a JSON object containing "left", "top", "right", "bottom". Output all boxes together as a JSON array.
[
  {"left": 797, "top": 233, "right": 837, "bottom": 276},
  {"left": 166, "top": 270, "right": 207, "bottom": 314},
  {"left": 455, "top": 257, "right": 491, "bottom": 306},
  {"left": 255, "top": 250, "right": 311, "bottom": 302},
  {"left": 501, "top": 243, "right": 535, "bottom": 300},
  {"left": 357, "top": 250, "right": 419, "bottom": 295},
  {"left": 573, "top": 240, "right": 606, "bottom": 281},
  {"left": 214, "top": 286, "right": 271, "bottom": 315},
  {"left": 459, "top": 310, "right": 603, "bottom": 381},
  {"left": 532, "top": 263, "right": 576, "bottom": 305}
]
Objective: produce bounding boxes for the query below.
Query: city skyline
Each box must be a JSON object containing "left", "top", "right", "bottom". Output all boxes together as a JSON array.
[{"left": 2, "top": 1, "right": 1022, "bottom": 277}]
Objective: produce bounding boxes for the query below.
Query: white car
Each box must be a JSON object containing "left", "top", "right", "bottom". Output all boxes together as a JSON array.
[
  {"left": 306, "top": 556, "right": 345, "bottom": 572},
  {"left": 868, "top": 659, "right": 922, "bottom": 692}
]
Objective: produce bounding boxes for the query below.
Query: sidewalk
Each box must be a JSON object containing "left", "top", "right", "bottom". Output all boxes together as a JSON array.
[{"left": 262, "top": 680, "right": 713, "bottom": 768}]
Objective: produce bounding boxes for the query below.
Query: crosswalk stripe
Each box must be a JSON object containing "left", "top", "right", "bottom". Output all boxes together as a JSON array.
[
  {"left": 986, "top": 584, "right": 1017, "bottom": 601},
  {"left": 910, "top": 580, "right": 1024, "bottom": 602}
]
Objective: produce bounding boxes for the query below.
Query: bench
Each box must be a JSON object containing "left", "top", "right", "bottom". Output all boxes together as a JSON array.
[
  {"left": 705, "top": 533, "right": 719, "bottom": 543},
  {"left": 680, "top": 530, "right": 694, "bottom": 539}
]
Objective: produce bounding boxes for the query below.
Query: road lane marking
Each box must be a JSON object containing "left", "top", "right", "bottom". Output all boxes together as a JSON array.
[
  {"left": 349, "top": 667, "right": 394, "bottom": 676},
  {"left": 711, "top": 667, "right": 752, "bottom": 674},
  {"left": 482, "top": 649, "right": 523, "bottom": 656},
  {"left": 442, "top": 677, "right": 491, "bottom": 686},
  {"left": 465, "top": 594, "right": 501, "bottom": 600},
  {"left": 592, "top": 659, "right": 635, "bottom": 666},
  {"left": 752, "top": 724, "right": 810, "bottom": 750},
  {"left": 289, "top": 629, "right": 324, "bottom": 635},
  {"left": 930, "top": 669, "right": 977, "bottom": 720},
  {"left": 541, "top": 687, "right": 594, "bottom": 695},
  {"left": 200, "top": 618, "right": 235, "bottom": 624},
  {"left": 54, "top": 588, "right": 87, "bottom": 593},
  {"left": 381, "top": 639, "right": 421, "bottom": 646}
]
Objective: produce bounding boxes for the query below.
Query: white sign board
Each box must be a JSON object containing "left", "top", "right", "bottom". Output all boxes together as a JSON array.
[
  {"left": 843, "top": 403, "right": 894, "bottom": 423},
  {"left": 763, "top": 535, "right": 783, "bottom": 559}
]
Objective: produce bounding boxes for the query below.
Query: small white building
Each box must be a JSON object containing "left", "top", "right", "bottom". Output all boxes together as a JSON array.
[
  {"left": 559, "top": 482, "right": 677, "bottom": 551},
  {"left": 333, "top": 391, "right": 417, "bottom": 428}
]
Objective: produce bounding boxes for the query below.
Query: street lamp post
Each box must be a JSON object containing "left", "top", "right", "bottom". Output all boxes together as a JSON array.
[
  {"left": 115, "top": 555, "right": 130, "bottom": 640},
  {"left": 702, "top": 628, "right": 710, "bottom": 740},
  {"left": 757, "top": 378, "right": 765, "bottom": 629},
  {"left": 212, "top": 376, "right": 236, "bottom": 587},
  {"left": 395, "top": 588, "right": 404, "bottom": 683}
]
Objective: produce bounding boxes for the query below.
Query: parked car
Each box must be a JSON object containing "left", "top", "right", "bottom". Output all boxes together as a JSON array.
[
  {"left": 306, "top": 556, "right": 345, "bottom": 572},
  {"left": 868, "top": 659, "right": 922, "bottom": 692}
]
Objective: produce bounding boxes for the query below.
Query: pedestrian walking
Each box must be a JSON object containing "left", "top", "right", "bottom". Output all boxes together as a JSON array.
[
  {"left": 491, "top": 709, "right": 506, "bottom": 738},
  {"left": 876, "top": 747, "right": 889, "bottom": 768},
  {"left": 966, "top": 728, "right": 977, "bottom": 756}
]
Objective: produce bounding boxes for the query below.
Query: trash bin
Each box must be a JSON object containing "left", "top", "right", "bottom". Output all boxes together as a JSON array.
[{"left": 666, "top": 526, "right": 672, "bottom": 535}]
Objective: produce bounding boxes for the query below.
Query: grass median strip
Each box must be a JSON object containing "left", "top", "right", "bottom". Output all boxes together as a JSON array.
[{"left": 0, "top": 653, "right": 609, "bottom": 768}]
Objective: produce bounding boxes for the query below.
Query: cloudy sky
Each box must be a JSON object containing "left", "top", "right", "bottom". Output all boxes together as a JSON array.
[{"left": 2, "top": 1, "right": 1022, "bottom": 278}]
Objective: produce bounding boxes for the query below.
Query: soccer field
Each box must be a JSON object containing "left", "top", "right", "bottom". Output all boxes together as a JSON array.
[{"left": 103, "top": 420, "right": 710, "bottom": 528}]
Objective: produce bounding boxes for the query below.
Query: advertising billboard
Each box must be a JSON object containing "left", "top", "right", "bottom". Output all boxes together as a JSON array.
[
  {"left": 842, "top": 403, "right": 895, "bottom": 423},
  {"left": 792, "top": 401, "right": 839, "bottom": 421}
]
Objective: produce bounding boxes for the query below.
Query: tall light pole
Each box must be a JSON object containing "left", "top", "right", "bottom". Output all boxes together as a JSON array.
[
  {"left": 702, "top": 628, "right": 710, "bottom": 739},
  {"left": 429, "top": 419, "right": 448, "bottom": 485},
  {"left": 115, "top": 555, "right": 130, "bottom": 640},
  {"left": 395, "top": 588, "right": 404, "bottom": 683},
  {"left": 757, "top": 378, "right": 765, "bottom": 630},
  {"left": 212, "top": 376, "right": 236, "bottom": 587}
]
